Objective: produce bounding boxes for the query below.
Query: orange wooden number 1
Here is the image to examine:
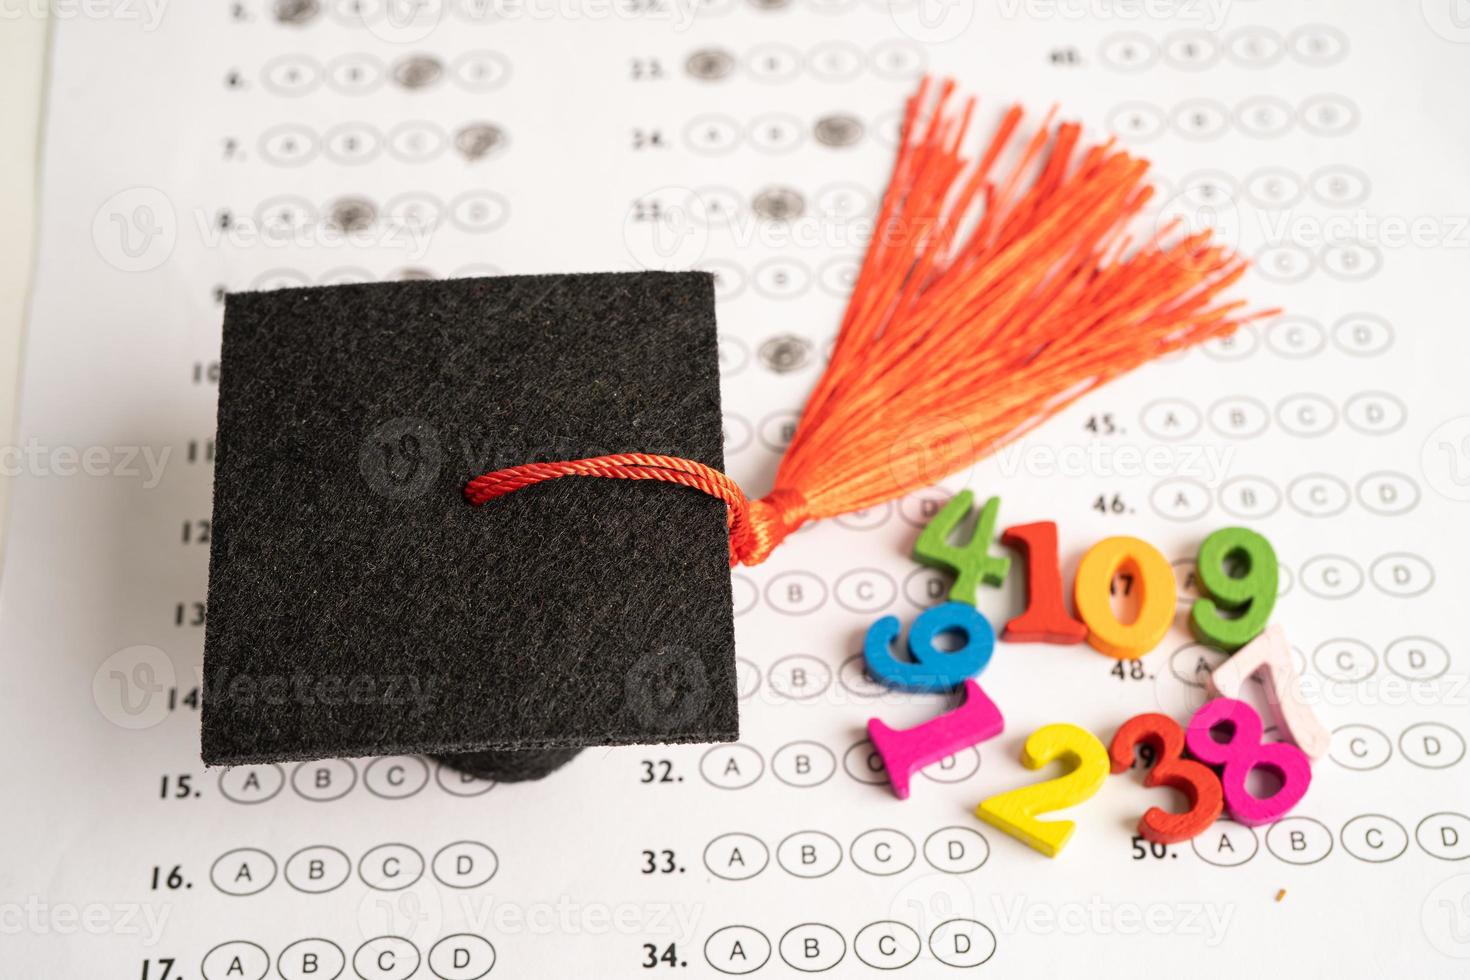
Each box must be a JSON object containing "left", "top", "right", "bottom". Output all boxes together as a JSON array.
[
  {"left": 975, "top": 724, "right": 1109, "bottom": 858},
  {"left": 1073, "top": 536, "right": 1178, "bottom": 660}
]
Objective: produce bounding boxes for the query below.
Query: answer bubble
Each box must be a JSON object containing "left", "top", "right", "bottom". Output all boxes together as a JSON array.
[
  {"left": 704, "top": 833, "right": 770, "bottom": 881},
  {"left": 778, "top": 831, "right": 844, "bottom": 878},
  {"left": 854, "top": 920, "right": 921, "bottom": 969},
  {"left": 705, "top": 925, "right": 771, "bottom": 974},
  {"left": 772, "top": 741, "right": 837, "bottom": 787},
  {"left": 923, "top": 826, "right": 990, "bottom": 873},
  {"left": 1341, "top": 814, "right": 1409, "bottom": 863}
]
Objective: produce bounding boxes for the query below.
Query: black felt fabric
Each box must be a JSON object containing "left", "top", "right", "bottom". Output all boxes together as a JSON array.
[
  {"left": 201, "top": 272, "right": 737, "bottom": 773},
  {"left": 439, "top": 747, "right": 585, "bottom": 783}
]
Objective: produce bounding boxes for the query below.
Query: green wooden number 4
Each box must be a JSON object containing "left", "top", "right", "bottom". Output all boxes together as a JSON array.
[{"left": 913, "top": 491, "right": 1011, "bottom": 606}]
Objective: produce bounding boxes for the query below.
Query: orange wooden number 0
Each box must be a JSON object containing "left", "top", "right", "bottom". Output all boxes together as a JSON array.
[{"left": 1073, "top": 536, "right": 1177, "bottom": 659}]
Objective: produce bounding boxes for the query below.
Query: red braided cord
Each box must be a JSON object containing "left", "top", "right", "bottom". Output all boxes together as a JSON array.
[{"left": 464, "top": 453, "right": 807, "bottom": 567}]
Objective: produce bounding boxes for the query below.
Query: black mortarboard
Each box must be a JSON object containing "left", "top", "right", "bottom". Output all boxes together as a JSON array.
[{"left": 201, "top": 271, "right": 737, "bottom": 781}]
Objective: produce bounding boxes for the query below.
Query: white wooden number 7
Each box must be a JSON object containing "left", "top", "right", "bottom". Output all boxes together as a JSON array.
[{"left": 1207, "top": 623, "right": 1330, "bottom": 760}]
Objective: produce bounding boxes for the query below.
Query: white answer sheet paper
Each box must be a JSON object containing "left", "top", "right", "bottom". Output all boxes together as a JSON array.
[{"left": 5, "top": 1, "right": 1470, "bottom": 976}]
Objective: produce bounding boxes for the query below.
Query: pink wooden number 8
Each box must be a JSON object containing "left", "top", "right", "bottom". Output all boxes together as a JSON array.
[{"left": 1184, "top": 698, "right": 1311, "bottom": 827}]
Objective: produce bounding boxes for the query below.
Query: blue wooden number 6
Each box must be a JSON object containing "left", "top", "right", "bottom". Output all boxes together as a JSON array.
[{"left": 864, "top": 601, "right": 996, "bottom": 693}]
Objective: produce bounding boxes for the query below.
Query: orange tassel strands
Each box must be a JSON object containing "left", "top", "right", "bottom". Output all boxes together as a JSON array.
[{"left": 466, "top": 77, "right": 1275, "bottom": 566}]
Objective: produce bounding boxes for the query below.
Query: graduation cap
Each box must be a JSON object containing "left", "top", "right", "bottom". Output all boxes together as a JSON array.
[
  {"left": 202, "top": 271, "right": 737, "bottom": 781},
  {"left": 202, "top": 78, "right": 1267, "bottom": 782}
]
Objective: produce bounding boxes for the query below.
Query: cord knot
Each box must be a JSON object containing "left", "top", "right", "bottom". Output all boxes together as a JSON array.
[{"left": 732, "top": 488, "right": 811, "bottom": 567}]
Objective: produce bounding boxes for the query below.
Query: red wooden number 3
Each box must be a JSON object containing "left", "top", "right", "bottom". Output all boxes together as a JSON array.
[{"left": 1108, "top": 712, "right": 1224, "bottom": 845}]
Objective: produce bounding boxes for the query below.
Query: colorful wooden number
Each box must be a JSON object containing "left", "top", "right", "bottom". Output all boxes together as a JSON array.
[
  {"left": 913, "top": 491, "right": 1010, "bottom": 606},
  {"left": 1190, "top": 526, "right": 1278, "bottom": 652},
  {"left": 868, "top": 680, "right": 1005, "bottom": 800},
  {"left": 1184, "top": 698, "right": 1311, "bottom": 827},
  {"left": 864, "top": 601, "right": 995, "bottom": 693},
  {"left": 1207, "top": 624, "right": 1330, "bottom": 760},
  {"left": 1073, "top": 535, "right": 1177, "bottom": 659},
  {"left": 1000, "top": 521, "right": 1088, "bottom": 644},
  {"left": 974, "top": 723, "right": 1109, "bottom": 858},
  {"left": 1108, "top": 713, "right": 1224, "bottom": 844}
]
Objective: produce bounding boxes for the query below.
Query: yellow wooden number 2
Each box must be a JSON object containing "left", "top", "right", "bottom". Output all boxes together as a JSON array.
[
  {"left": 975, "top": 724, "right": 1109, "bottom": 858},
  {"left": 1073, "top": 535, "right": 1178, "bottom": 660}
]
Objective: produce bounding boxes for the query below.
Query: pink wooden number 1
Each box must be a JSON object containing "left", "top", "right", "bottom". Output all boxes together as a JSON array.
[{"left": 868, "top": 680, "right": 1005, "bottom": 800}]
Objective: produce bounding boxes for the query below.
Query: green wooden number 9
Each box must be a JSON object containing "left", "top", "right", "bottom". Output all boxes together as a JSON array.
[{"left": 1189, "top": 527, "right": 1277, "bottom": 652}]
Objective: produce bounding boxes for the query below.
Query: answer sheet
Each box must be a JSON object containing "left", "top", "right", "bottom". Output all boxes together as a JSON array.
[{"left": 4, "top": 1, "right": 1470, "bottom": 975}]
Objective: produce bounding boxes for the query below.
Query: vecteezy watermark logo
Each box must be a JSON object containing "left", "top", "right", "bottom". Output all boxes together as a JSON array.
[
  {"left": 357, "top": 883, "right": 443, "bottom": 947},
  {"left": 459, "top": 0, "right": 705, "bottom": 30},
  {"left": 195, "top": 207, "right": 436, "bottom": 262},
  {"left": 889, "top": 0, "right": 974, "bottom": 44},
  {"left": 1254, "top": 210, "right": 1470, "bottom": 253},
  {"left": 0, "top": 440, "right": 171, "bottom": 487},
  {"left": 994, "top": 440, "right": 1236, "bottom": 485},
  {"left": 92, "top": 187, "right": 176, "bottom": 273},
  {"left": 0, "top": 898, "right": 171, "bottom": 945},
  {"left": 359, "top": 418, "right": 442, "bottom": 501},
  {"left": 1, "top": 0, "right": 170, "bottom": 30},
  {"left": 1424, "top": 874, "right": 1470, "bottom": 958},
  {"left": 92, "top": 645, "right": 175, "bottom": 729},
  {"left": 623, "top": 187, "right": 711, "bottom": 271},
  {"left": 458, "top": 894, "right": 703, "bottom": 937},
  {"left": 625, "top": 646, "right": 710, "bottom": 732},
  {"left": 338, "top": 0, "right": 446, "bottom": 43},
  {"left": 996, "top": 0, "right": 1231, "bottom": 29},
  {"left": 1422, "top": 0, "right": 1470, "bottom": 42},
  {"left": 886, "top": 415, "right": 978, "bottom": 497},
  {"left": 990, "top": 896, "right": 1234, "bottom": 945},
  {"left": 1422, "top": 416, "right": 1470, "bottom": 502},
  {"left": 1154, "top": 182, "right": 1242, "bottom": 272}
]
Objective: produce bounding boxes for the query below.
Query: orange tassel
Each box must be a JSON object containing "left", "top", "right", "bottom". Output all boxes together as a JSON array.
[{"left": 467, "top": 77, "right": 1276, "bottom": 566}]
